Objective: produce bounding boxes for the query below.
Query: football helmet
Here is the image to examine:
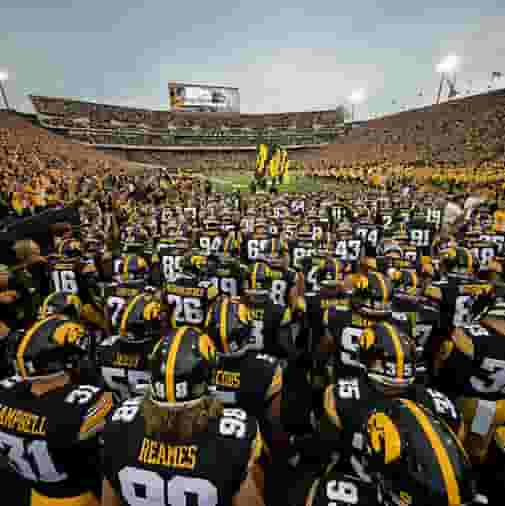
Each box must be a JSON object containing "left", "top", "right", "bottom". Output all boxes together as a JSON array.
[
  {"left": 13, "top": 316, "right": 88, "bottom": 379},
  {"left": 317, "top": 257, "right": 342, "bottom": 285},
  {"left": 248, "top": 262, "right": 272, "bottom": 291},
  {"left": 260, "top": 238, "right": 289, "bottom": 269},
  {"left": 359, "top": 321, "right": 416, "bottom": 392},
  {"left": 149, "top": 326, "right": 216, "bottom": 406},
  {"left": 117, "top": 254, "right": 150, "bottom": 282},
  {"left": 388, "top": 268, "right": 418, "bottom": 296},
  {"left": 116, "top": 293, "right": 162, "bottom": 343},
  {"left": 39, "top": 292, "right": 83, "bottom": 320},
  {"left": 58, "top": 239, "right": 82, "bottom": 258},
  {"left": 440, "top": 247, "right": 476, "bottom": 275},
  {"left": 351, "top": 271, "right": 393, "bottom": 318},
  {"left": 365, "top": 399, "right": 478, "bottom": 506},
  {"left": 205, "top": 297, "right": 253, "bottom": 355}
]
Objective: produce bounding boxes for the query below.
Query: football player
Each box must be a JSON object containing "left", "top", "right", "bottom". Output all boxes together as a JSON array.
[
  {"left": 101, "top": 326, "right": 265, "bottom": 506},
  {"left": 0, "top": 314, "right": 113, "bottom": 506},
  {"left": 205, "top": 297, "right": 285, "bottom": 450},
  {"left": 96, "top": 292, "right": 162, "bottom": 402}
]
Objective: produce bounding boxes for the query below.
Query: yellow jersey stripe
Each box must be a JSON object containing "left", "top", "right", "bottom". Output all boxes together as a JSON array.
[{"left": 79, "top": 392, "right": 113, "bottom": 436}]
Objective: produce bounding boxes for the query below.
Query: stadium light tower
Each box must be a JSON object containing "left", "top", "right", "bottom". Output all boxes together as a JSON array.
[
  {"left": 0, "top": 70, "right": 10, "bottom": 110},
  {"left": 349, "top": 89, "right": 366, "bottom": 121},
  {"left": 436, "top": 54, "right": 460, "bottom": 104}
]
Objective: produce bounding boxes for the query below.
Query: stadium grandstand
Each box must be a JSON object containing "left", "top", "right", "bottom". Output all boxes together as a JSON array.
[
  {"left": 3, "top": 78, "right": 505, "bottom": 506},
  {"left": 26, "top": 88, "right": 505, "bottom": 175}
]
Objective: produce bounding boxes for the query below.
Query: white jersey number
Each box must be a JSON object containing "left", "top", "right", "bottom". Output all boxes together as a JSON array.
[
  {"left": 119, "top": 469, "right": 218, "bottom": 506},
  {"left": 0, "top": 433, "right": 68, "bottom": 483}
]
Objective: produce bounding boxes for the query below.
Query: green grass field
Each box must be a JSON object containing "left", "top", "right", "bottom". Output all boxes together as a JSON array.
[{"left": 209, "top": 174, "right": 329, "bottom": 193}]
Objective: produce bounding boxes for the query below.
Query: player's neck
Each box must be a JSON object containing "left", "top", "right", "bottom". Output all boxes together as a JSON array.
[{"left": 30, "top": 372, "right": 71, "bottom": 397}]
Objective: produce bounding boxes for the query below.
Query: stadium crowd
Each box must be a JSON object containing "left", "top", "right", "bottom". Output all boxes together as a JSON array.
[{"left": 2, "top": 88, "right": 505, "bottom": 506}]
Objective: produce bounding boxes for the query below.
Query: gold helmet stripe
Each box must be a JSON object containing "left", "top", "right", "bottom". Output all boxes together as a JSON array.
[
  {"left": 383, "top": 322, "right": 404, "bottom": 380},
  {"left": 123, "top": 255, "right": 132, "bottom": 278},
  {"left": 165, "top": 327, "right": 186, "bottom": 403},
  {"left": 40, "top": 292, "right": 58, "bottom": 318},
  {"left": 466, "top": 248, "right": 473, "bottom": 274},
  {"left": 120, "top": 294, "right": 144, "bottom": 337},
  {"left": 401, "top": 399, "right": 461, "bottom": 506},
  {"left": 16, "top": 316, "right": 60, "bottom": 378},
  {"left": 220, "top": 298, "right": 229, "bottom": 353},
  {"left": 375, "top": 272, "right": 389, "bottom": 303}
]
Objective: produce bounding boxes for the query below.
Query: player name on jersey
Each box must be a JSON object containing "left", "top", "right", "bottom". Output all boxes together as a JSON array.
[
  {"left": 165, "top": 285, "right": 206, "bottom": 298},
  {"left": 112, "top": 352, "right": 141, "bottom": 368},
  {"left": 0, "top": 404, "right": 48, "bottom": 436},
  {"left": 138, "top": 439, "right": 198, "bottom": 470},
  {"left": 214, "top": 369, "right": 241, "bottom": 388}
]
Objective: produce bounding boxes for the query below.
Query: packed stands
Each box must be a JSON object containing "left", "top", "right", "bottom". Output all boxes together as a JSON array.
[
  {"left": 30, "top": 95, "right": 344, "bottom": 148},
  {"left": 0, "top": 111, "right": 128, "bottom": 179},
  {"left": 323, "top": 88, "right": 505, "bottom": 167}
]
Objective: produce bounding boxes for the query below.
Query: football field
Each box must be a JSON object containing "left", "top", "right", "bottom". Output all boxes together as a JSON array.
[{"left": 208, "top": 174, "right": 330, "bottom": 193}]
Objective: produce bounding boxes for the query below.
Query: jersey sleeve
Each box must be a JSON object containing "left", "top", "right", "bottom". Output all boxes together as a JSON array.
[
  {"left": 265, "top": 364, "right": 283, "bottom": 403},
  {"left": 78, "top": 389, "right": 114, "bottom": 440},
  {"left": 247, "top": 420, "right": 264, "bottom": 469}
]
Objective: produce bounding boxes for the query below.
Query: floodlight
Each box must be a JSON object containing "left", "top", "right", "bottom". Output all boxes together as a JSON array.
[
  {"left": 349, "top": 89, "right": 366, "bottom": 104},
  {"left": 0, "top": 71, "right": 8, "bottom": 82},
  {"left": 436, "top": 54, "right": 460, "bottom": 74}
]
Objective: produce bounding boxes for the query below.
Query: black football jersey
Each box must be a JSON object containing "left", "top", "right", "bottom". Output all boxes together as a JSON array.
[
  {"left": 289, "top": 239, "right": 317, "bottom": 271},
  {"left": 435, "top": 321, "right": 505, "bottom": 401},
  {"left": 212, "top": 352, "right": 281, "bottom": 419},
  {"left": 102, "top": 399, "right": 261, "bottom": 506},
  {"left": 248, "top": 296, "right": 294, "bottom": 359},
  {"left": 165, "top": 277, "right": 218, "bottom": 328},
  {"left": 103, "top": 280, "right": 148, "bottom": 334},
  {"left": 288, "top": 464, "right": 379, "bottom": 506},
  {"left": 47, "top": 256, "right": 81, "bottom": 295},
  {"left": 320, "top": 377, "right": 463, "bottom": 478},
  {"left": 240, "top": 234, "right": 269, "bottom": 264},
  {"left": 266, "top": 266, "right": 297, "bottom": 307},
  {"left": 96, "top": 335, "right": 154, "bottom": 402},
  {"left": 0, "top": 376, "right": 113, "bottom": 500},
  {"left": 156, "top": 242, "right": 186, "bottom": 283},
  {"left": 352, "top": 224, "right": 382, "bottom": 257},
  {"left": 197, "top": 231, "right": 228, "bottom": 255},
  {"left": 202, "top": 259, "right": 247, "bottom": 298},
  {"left": 437, "top": 275, "right": 492, "bottom": 332}
]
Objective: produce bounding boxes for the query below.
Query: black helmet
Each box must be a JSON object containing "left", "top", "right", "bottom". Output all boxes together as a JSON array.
[
  {"left": 39, "top": 292, "right": 83, "bottom": 320},
  {"left": 360, "top": 321, "right": 416, "bottom": 393},
  {"left": 118, "top": 293, "right": 162, "bottom": 343},
  {"left": 205, "top": 297, "right": 253, "bottom": 355},
  {"left": 14, "top": 316, "right": 88, "bottom": 379},
  {"left": 351, "top": 272, "right": 393, "bottom": 318},
  {"left": 365, "top": 398, "right": 478, "bottom": 506},
  {"left": 149, "top": 326, "right": 216, "bottom": 406}
]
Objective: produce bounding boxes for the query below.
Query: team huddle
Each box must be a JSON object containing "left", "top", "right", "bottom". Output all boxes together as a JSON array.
[{"left": 1, "top": 185, "right": 505, "bottom": 506}]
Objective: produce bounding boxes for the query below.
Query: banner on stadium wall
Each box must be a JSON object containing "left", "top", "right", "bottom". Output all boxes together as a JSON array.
[{"left": 168, "top": 82, "right": 240, "bottom": 113}]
